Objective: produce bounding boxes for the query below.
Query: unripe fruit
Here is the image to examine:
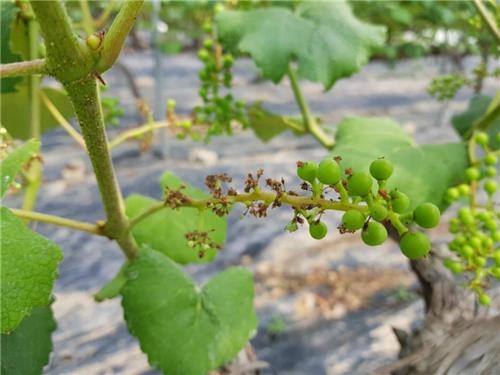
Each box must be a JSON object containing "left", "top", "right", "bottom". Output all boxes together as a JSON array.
[
  {"left": 399, "top": 231, "right": 431, "bottom": 259},
  {"left": 390, "top": 191, "right": 410, "bottom": 213},
  {"left": 465, "top": 167, "right": 481, "bottom": 181},
  {"left": 361, "top": 221, "right": 387, "bottom": 246},
  {"left": 342, "top": 210, "right": 365, "bottom": 231},
  {"left": 347, "top": 172, "right": 373, "bottom": 197},
  {"left": 317, "top": 158, "right": 341, "bottom": 185},
  {"left": 296, "top": 161, "right": 317, "bottom": 183},
  {"left": 443, "top": 259, "right": 464, "bottom": 273},
  {"left": 444, "top": 187, "right": 460, "bottom": 202},
  {"left": 370, "top": 203, "right": 388, "bottom": 221},
  {"left": 484, "top": 154, "right": 498, "bottom": 166},
  {"left": 457, "top": 184, "right": 470, "bottom": 196},
  {"left": 309, "top": 221, "right": 328, "bottom": 240},
  {"left": 197, "top": 48, "right": 210, "bottom": 62},
  {"left": 474, "top": 132, "right": 489, "bottom": 146},
  {"left": 478, "top": 293, "right": 491, "bottom": 306},
  {"left": 413, "top": 202, "right": 440, "bottom": 228},
  {"left": 369, "top": 158, "right": 393, "bottom": 180},
  {"left": 484, "top": 179, "right": 498, "bottom": 195}
]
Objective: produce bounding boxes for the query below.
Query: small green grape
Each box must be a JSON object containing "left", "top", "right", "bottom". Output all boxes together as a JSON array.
[
  {"left": 342, "top": 210, "right": 365, "bottom": 231},
  {"left": 413, "top": 202, "right": 440, "bottom": 228},
  {"left": 478, "top": 293, "right": 491, "bottom": 306},
  {"left": 86, "top": 34, "right": 102, "bottom": 50},
  {"left": 347, "top": 172, "right": 373, "bottom": 197},
  {"left": 492, "top": 250, "right": 500, "bottom": 265},
  {"left": 370, "top": 203, "right": 388, "bottom": 221},
  {"left": 390, "top": 191, "right": 410, "bottom": 213},
  {"left": 369, "top": 158, "right": 393, "bottom": 180},
  {"left": 203, "top": 38, "right": 213, "bottom": 49},
  {"left": 484, "top": 179, "right": 498, "bottom": 195},
  {"left": 309, "top": 221, "right": 328, "bottom": 240},
  {"left": 458, "top": 207, "right": 475, "bottom": 226},
  {"left": 317, "top": 158, "right": 341, "bottom": 185},
  {"left": 197, "top": 48, "right": 210, "bottom": 62},
  {"left": 458, "top": 184, "right": 471, "bottom": 196},
  {"left": 485, "top": 166, "right": 497, "bottom": 177},
  {"left": 223, "top": 54, "right": 234, "bottom": 68},
  {"left": 167, "top": 99, "right": 176, "bottom": 111},
  {"left": 484, "top": 154, "right": 498, "bottom": 166},
  {"left": 473, "top": 255, "right": 486, "bottom": 267},
  {"left": 474, "top": 132, "right": 489, "bottom": 146},
  {"left": 443, "top": 259, "right": 464, "bottom": 273},
  {"left": 296, "top": 161, "right": 317, "bottom": 183},
  {"left": 361, "top": 221, "right": 387, "bottom": 246},
  {"left": 444, "top": 187, "right": 460, "bottom": 202},
  {"left": 465, "top": 167, "right": 481, "bottom": 182},
  {"left": 399, "top": 231, "right": 431, "bottom": 259}
]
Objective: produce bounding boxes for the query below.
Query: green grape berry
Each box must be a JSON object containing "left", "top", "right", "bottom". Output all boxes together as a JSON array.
[
  {"left": 444, "top": 187, "right": 460, "bottom": 202},
  {"left": 342, "top": 210, "right": 365, "bottom": 231},
  {"left": 370, "top": 203, "right": 388, "bottom": 221},
  {"left": 297, "top": 161, "right": 317, "bottom": 183},
  {"left": 203, "top": 38, "right": 213, "bottom": 49},
  {"left": 167, "top": 99, "right": 176, "bottom": 111},
  {"left": 399, "top": 231, "right": 431, "bottom": 259},
  {"left": 413, "top": 202, "right": 440, "bottom": 228},
  {"left": 309, "top": 221, "right": 328, "bottom": 240},
  {"left": 484, "top": 179, "right": 498, "bottom": 195},
  {"left": 465, "top": 167, "right": 481, "bottom": 182},
  {"left": 474, "top": 132, "right": 489, "bottom": 147},
  {"left": 478, "top": 293, "right": 491, "bottom": 306},
  {"left": 347, "top": 172, "right": 373, "bottom": 197},
  {"left": 443, "top": 259, "right": 464, "bottom": 273},
  {"left": 369, "top": 158, "right": 393, "bottom": 180},
  {"left": 317, "top": 158, "right": 341, "bottom": 185},
  {"left": 485, "top": 166, "right": 497, "bottom": 177},
  {"left": 197, "top": 48, "right": 210, "bottom": 62},
  {"left": 361, "top": 221, "right": 388, "bottom": 246},
  {"left": 223, "top": 54, "right": 234, "bottom": 68},
  {"left": 457, "top": 184, "right": 471, "bottom": 196},
  {"left": 484, "top": 154, "right": 498, "bottom": 166},
  {"left": 390, "top": 191, "right": 410, "bottom": 213}
]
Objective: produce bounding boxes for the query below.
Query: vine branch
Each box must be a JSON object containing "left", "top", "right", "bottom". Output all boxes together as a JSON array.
[
  {"left": 11, "top": 208, "right": 104, "bottom": 236},
  {"left": 0, "top": 59, "right": 47, "bottom": 78},
  {"left": 473, "top": 0, "right": 500, "bottom": 43}
]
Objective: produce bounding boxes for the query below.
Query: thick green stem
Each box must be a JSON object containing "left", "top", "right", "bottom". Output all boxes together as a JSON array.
[
  {"left": 97, "top": 1, "right": 144, "bottom": 72},
  {"left": 287, "top": 65, "right": 335, "bottom": 149},
  {"left": 31, "top": 0, "right": 140, "bottom": 259},
  {"left": 0, "top": 59, "right": 47, "bottom": 78},
  {"left": 64, "top": 77, "right": 138, "bottom": 259},
  {"left": 11, "top": 208, "right": 104, "bottom": 236}
]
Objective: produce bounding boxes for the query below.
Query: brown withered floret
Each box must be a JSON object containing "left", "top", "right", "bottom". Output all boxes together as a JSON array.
[{"left": 164, "top": 188, "right": 190, "bottom": 208}]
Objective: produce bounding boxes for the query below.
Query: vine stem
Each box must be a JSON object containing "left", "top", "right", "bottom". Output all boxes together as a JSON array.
[
  {"left": 0, "top": 59, "right": 47, "bottom": 78},
  {"left": 473, "top": 0, "right": 500, "bottom": 43},
  {"left": 109, "top": 122, "right": 169, "bottom": 150},
  {"left": 287, "top": 65, "right": 335, "bottom": 149},
  {"left": 11, "top": 208, "right": 104, "bottom": 236},
  {"left": 31, "top": 0, "right": 143, "bottom": 259},
  {"left": 129, "top": 190, "right": 369, "bottom": 230}
]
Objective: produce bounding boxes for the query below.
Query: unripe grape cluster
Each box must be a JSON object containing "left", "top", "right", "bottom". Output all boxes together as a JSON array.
[
  {"left": 294, "top": 157, "right": 441, "bottom": 260},
  {"left": 193, "top": 14, "right": 247, "bottom": 139},
  {"left": 443, "top": 131, "right": 500, "bottom": 304}
]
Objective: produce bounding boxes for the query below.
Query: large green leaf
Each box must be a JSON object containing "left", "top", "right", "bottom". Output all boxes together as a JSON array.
[
  {"left": 452, "top": 94, "right": 500, "bottom": 150},
  {"left": 216, "top": 1, "right": 385, "bottom": 90},
  {"left": 0, "top": 207, "right": 63, "bottom": 333},
  {"left": 331, "top": 117, "right": 468, "bottom": 210},
  {"left": 1, "top": 306, "right": 56, "bottom": 375},
  {"left": 121, "top": 247, "right": 257, "bottom": 375},
  {"left": 1, "top": 86, "right": 75, "bottom": 140},
  {"left": 0, "top": 1, "right": 22, "bottom": 93},
  {"left": 0, "top": 139, "right": 40, "bottom": 197},
  {"left": 125, "top": 172, "right": 227, "bottom": 264}
]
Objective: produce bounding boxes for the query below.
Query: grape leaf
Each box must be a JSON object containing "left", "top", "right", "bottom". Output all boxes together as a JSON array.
[
  {"left": 452, "top": 94, "right": 500, "bottom": 150},
  {"left": 331, "top": 116, "right": 468, "bottom": 210},
  {"left": 1, "top": 86, "right": 75, "bottom": 140},
  {"left": 0, "top": 139, "right": 40, "bottom": 197},
  {"left": 125, "top": 172, "right": 227, "bottom": 264},
  {"left": 0, "top": 207, "right": 63, "bottom": 333},
  {"left": 216, "top": 1, "right": 385, "bottom": 90},
  {"left": 121, "top": 247, "right": 257, "bottom": 375},
  {"left": 1, "top": 306, "right": 56, "bottom": 375},
  {"left": 246, "top": 104, "right": 305, "bottom": 142},
  {"left": 0, "top": 1, "right": 22, "bottom": 93}
]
